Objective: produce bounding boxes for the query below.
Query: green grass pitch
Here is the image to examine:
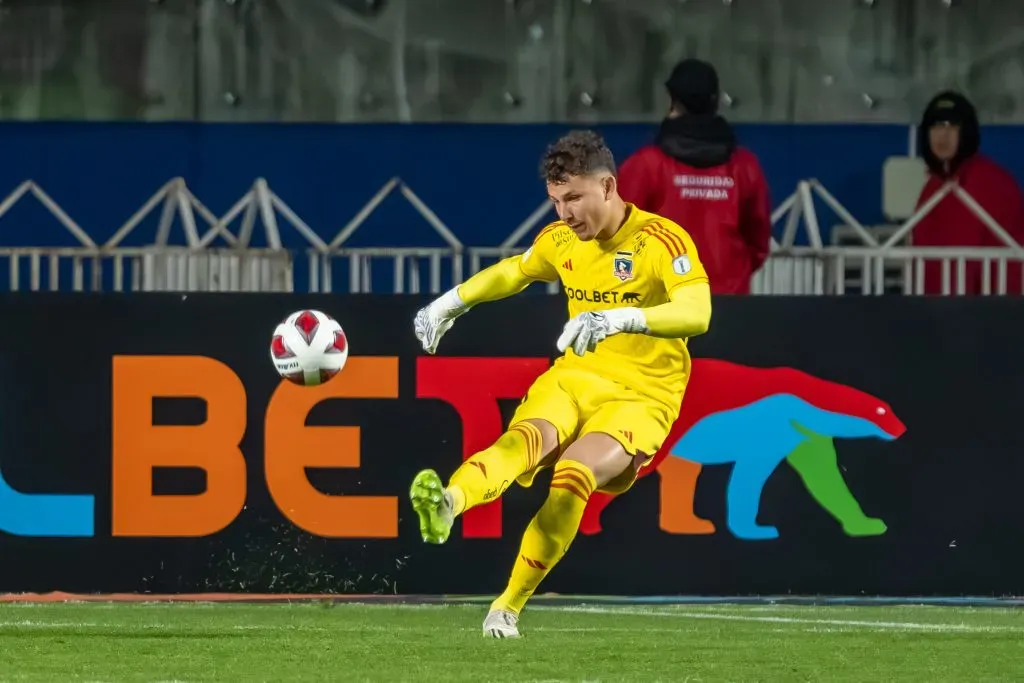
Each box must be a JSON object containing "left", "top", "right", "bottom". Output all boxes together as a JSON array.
[{"left": 1, "top": 601, "right": 1022, "bottom": 681}]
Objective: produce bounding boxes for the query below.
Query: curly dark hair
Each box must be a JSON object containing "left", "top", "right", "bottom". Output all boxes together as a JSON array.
[{"left": 540, "top": 130, "right": 617, "bottom": 184}]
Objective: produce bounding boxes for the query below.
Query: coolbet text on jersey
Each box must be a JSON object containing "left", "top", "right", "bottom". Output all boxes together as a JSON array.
[{"left": 518, "top": 204, "right": 709, "bottom": 414}]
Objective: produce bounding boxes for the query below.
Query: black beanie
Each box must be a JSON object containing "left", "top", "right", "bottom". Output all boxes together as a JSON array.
[{"left": 665, "top": 59, "right": 719, "bottom": 115}]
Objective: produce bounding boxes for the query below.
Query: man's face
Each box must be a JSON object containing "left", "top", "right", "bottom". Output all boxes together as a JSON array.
[
  {"left": 929, "top": 122, "right": 961, "bottom": 162},
  {"left": 546, "top": 173, "right": 615, "bottom": 241}
]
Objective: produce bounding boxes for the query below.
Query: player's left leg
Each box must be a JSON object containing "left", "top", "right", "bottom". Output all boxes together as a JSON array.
[
  {"left": 483, "top": 433, "right": 637, "bottom": 638},
  {"left": 485, "top": 395, "right": 672, "bottom": 638}
]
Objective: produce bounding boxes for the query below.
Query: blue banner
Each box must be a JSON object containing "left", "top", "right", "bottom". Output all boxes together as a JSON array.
[{"left": 3, "top": 122, "right": 1024, "bottom": 290}]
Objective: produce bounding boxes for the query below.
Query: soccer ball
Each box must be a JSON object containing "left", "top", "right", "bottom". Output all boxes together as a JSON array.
[{"left": 270, "top": 309, "right": 349, "bottom": 386}]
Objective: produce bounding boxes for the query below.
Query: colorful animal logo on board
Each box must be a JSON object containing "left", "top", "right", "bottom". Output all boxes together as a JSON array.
[{"left": 581, "top": 359, "right": 906, "bottom": 540}]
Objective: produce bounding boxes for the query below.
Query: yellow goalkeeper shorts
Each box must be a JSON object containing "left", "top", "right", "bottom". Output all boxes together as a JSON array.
[{"left": 509, "top": 365, "right": 675, "bottom": 494}]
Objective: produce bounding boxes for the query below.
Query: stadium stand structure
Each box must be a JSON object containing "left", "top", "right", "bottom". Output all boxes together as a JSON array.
[{"left": 0, "top": 169, "right": 1020, "bottom": 296}]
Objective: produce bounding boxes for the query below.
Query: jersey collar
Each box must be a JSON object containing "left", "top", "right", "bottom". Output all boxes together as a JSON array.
[{"left": 595, "top": 203, "right": 642, "bottom": 252}]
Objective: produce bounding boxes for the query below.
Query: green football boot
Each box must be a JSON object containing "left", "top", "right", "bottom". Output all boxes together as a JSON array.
[{"left": 409, "top": 469, "right": 455, "bottom": 544}]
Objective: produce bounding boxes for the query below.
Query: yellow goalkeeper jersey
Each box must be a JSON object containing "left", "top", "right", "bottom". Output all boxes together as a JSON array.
[{"left": 517, "top": 204, "right": 710, "bottom": 413}]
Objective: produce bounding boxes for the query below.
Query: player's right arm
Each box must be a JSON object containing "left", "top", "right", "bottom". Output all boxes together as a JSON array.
[
  {"left": 414, "top": 223, "right": 561, "bottom": 354},
  {"left": 457, "top": 237, "right": 557, "bottom": 305}
]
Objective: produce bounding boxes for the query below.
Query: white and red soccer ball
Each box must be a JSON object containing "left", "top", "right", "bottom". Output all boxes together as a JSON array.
[{"left": 270, "top": 309, "right": 349, "bottom": 386}]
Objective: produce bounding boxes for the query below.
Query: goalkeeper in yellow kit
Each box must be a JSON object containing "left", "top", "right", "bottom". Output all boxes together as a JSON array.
[{"left": 410, "top": 130, "right": 712, "bottom": 638}]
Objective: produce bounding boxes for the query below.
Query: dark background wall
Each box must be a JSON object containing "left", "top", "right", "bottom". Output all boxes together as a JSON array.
[{"left": 0, "top": 292, "right": 1019, "bottom": 596}]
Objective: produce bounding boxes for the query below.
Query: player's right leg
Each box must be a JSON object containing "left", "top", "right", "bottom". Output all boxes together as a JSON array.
[
  {"left": 410, "top": 368, "right": 576, "bottom": 545},
  {"left": 409, "top": 469, "right": 456, "bottom": 544},
  {"left": 409, "top": 419, "right": 558, "bottom": 544}
]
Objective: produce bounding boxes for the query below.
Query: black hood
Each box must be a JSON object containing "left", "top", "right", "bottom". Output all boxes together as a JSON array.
[
  {"left": 917, "top": 90, "right": 980, "bottom": 177},
  {"left": 655, "top": 114, "right": 737, "bottom": 168}
]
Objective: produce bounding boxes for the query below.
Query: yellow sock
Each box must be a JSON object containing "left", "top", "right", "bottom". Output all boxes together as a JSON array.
[
  {"left": 447, "top": 421, "right": 544, "bottom": 516},
  {"left": 490, "top": 459, "right": 597, "bottom": 615}
]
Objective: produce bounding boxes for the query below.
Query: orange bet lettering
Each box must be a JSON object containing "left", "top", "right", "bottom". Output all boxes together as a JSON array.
[
  {"left": 111, "top": 355, "right": 248, "bottom": 537},
  {"left": 264, "top": 356, "right": 399, "bottom": 538}
]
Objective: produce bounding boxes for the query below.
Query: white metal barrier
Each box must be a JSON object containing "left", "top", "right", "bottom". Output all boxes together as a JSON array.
[
  {"left": 754, "top": 246, "right": 1024, "bottom": 296},
  {"left": 305, "top": 177, "right": 465, "bottom": 293},
  {"left": 0, "top": 175, "right": 1020, "bottom": 296},
  {"left": 138, "top": 248, "right": 292, "bottom": 292},
  {"left": 0, "top": 177, "right": 293, "bottom": 292},
  {"left": 0, "top": 247, "right": 292, "bottom": 292},
  {"left": 752, "top": 178, "right": 1024, "bottom": 295},
  {"left": 306, "top": 248, "right": 461, "bottom": 294}
]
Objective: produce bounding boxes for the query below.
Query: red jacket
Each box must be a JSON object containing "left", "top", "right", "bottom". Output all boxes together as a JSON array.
[
  {"left": 913, "top": 154, "right": 1024, "bottom": 295},
  {"left": 618, "top": 117, "right": 772, "bottom": 294}
]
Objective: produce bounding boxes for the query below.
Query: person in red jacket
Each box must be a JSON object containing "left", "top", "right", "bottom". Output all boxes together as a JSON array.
[
  {"left": 618, "top": 59, "right": 772, "bottom": 294},
  {"left": 912, "top": 91, "right": 1024, "bottom": 295}
]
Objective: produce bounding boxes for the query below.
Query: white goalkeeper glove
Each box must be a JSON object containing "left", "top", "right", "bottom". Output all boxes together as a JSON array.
[
  {"left": 414, "top": 287, "right": 470, "bottom": 354},
  {"left": 556, "top": 308, "right": 648, "bottom": 357}
]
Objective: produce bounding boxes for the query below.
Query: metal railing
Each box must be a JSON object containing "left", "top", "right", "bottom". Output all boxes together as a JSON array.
[
  {"left": 302, "top": 177, "right": 464, "bottom": 294},
  {"left": 751, "top": 177, "right": 1024, "bottom": 296},
  {"left": 306, "top": 247, "right": 461, "bottom": 294},
  {"left": 0, "top": 247, "right": 292, "bottom": 293},
  {"left": 0, "top": 178, "right": 291, "bottom": 293},
  {"left": 752, "top": 246, "right": 1024, "bottom": 296},
  {"left": 0, "top": 174, "right": 1020, "bottom": 296}
]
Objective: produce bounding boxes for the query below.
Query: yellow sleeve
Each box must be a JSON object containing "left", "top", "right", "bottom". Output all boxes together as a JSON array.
[
  {"left": 642, "top": 282, "right": 712, "bottom": 338},
  {"left": 650, "top": 221, "right": 710, "bottom": 297},
  {"left": 638, "top": 220, "right": 712, "bottom": 338},
  {"left": 516, "top": 224, "right": 560, "bottom": 282},
  {"left": 456, "top": 255, "right": 535, "bottom": 305},
  {"left": 456, "top": 224, "right": 560, "bottom": 305}
]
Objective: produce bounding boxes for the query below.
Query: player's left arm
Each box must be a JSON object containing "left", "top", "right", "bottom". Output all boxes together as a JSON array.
[
  {"left": 640, "top": 281, "right": 711, "bottom": 338},
  {"left": 638, "top": 225, "right": 712, "bottom": 338},
  {"left": 556, "top": 223, "right": 711, "bottom": 356}
]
